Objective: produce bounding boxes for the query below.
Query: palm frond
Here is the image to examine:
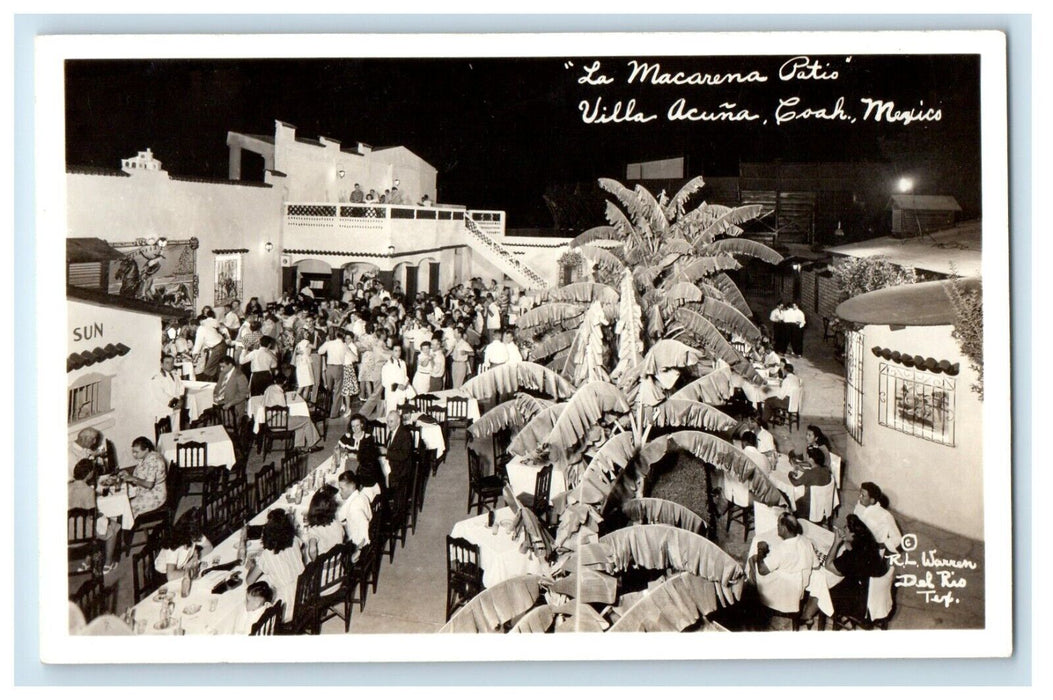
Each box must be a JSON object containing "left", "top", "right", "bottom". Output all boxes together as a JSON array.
[
  {"left": 663, "top": 281, "right": 704, "bottom": 309},
  {"left": 517, "top": 302, "right": 587, "bottom": 332},
  {"left": 711, "top": 272, "right": 752, "bottom": 316},
  {"left": 608, "top": 572, "right": 729, "bottom": 632},
  {"left": 683, "top": 297, "right": 762, "bottom": 344},
  {"left": 694, "top": 204, "right": 771, "bottom": 246},
  {"left": 664, "top": 175, "right": 707, "bottom": 220},
  {"left": 526, "top": 329, "right": 578, "bottom": 362},
  {"left": 702, "top": 237, "right": 784, "bottom": 264},
  {"left": 540, "top": 281, "right": 619, "bottom": 306},
  {"left": 541, "top": 381, "right": 631, "bottom": 461},
  {"left": 676, "top": 255, "right": 741, "bottom": 281},
  {"left": 640, "top": 338, "right": 705, "bottom": 377},
  {"left": 621, "top": 498, "right": 708, "bottom": 536},
  {"left": 508, "top": 604, "right": 555, "bottom": 633},
  {"left": 468, "top": 399, "right": 526, "bottom": 440},
  {"left": 671, "top": 307, "right": 747, "bottom": 367},
  {"left": 569, "top": 301, "right": 610, "bottom": 387},
  {"left": 637, "top": 431, "right": 786, "bottom": 506},
  {"left": 438, "top": 575, "right": 543, "bottom": 633},
  {"left": 649, "top": 398, "right": 738, "bottom": 432},
  {"left": 461, "top": 361, "right": 577, "bottom": 402},
  {"left": 658, "top": 239, "right": 695, "bottom": 257},
  {"left": 569, "top": 431, "right": 638, "bottom": 506},
  {"left": 594, "top": 525, "right": 745, "bottom": 607},
  {"left": 578, "top": 244, "right": 626, "bottom": 273},
  {"left": 598, "top": 177, "right": 641, "bottom": 216},
  {"left": 603, "top": 200, "right": 643, "bottom": 252},
  {"left": 610, "top": 270, "right": 644, "bottom": 381},
  {"left": 569, "top": 225, "right": 621, "bottom": 248},
  {"left": 509, "top": 403, "right": 567, "bottom": 456},
  {"left": 670, "top": 366, "right": 736, "bottom": 404}
]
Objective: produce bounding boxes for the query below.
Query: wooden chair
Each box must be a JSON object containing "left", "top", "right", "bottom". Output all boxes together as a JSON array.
[
  {"left": 175, "top": 440, "right": 210, "bottom": 502},
  {"left": 492, "top": 428, "right": 513, "bottom": 480},
  {"left": 445, "top": 397, "right": 472, "bottom": 438},
  {"left": 522, "top": 465, "right": 553, "bottom": 525},
  {"left": 71, "top": 576, "right": 118, "bottom": 623},
  {"left": 279, "top": 451, "right": 308, "bottom": 490},
  {"left": 466, "top": 446, "right": 503, "bottom": 515},
  {"left": 288, "top": 564, "right": 321, "bottom": 635},
  {"left": 350, "top": 498, "right": 386, "bottom": 612},
  {"left": 131, "top": 529, "right": 166, "bottom": 604},
  {"left": 217, "top": 405, "right": 241, "bottom": 433},
  {"left": 445, "top": 536, "right": 483, "bottom": 621},
  {"left": 382, "top": 480, "right": 413, "bottom": 563},
  {"left": 412, "top": 393, "right": 439, "bottom": 412},
  {"left": 68, "top": 507, "right": 102, "bottom": 581},
  {"left": 313, "top": 542, "right": 353, "bottom": 633},
  {"left": 260, "top": 406, "right": 295, "bottom": 459},
  {"left": 310, "top": 388, "right": 333, "bottom": 442},
  {"left": 154, "top": 416, "right": 173, "bottom": 444},
  {"left": 250, "top": 601, "right": 285, "bottom": 636},
  {"left": 366, "top": 419, "right": 389, "bottom": 448},
  {"left": 722, "top": 474, "right": 754, "bottom": 542},
  {"left": 254, "top": 462, "right": 279, "bottom": 512}
]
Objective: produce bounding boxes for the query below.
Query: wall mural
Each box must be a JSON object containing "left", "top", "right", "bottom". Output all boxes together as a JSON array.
[
  {"left": 214, "top": 254, "right": 243, "bottom": 307},
  {"left": 108, "top": 237, "right": 198, "bottom": 311}
]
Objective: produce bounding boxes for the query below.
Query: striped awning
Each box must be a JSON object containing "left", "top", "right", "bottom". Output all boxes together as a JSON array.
[{"left": 67, "top": 343, "right": 131, "bottom": 372}]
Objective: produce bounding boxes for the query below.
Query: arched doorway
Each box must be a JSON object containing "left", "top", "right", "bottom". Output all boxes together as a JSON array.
[
  {"left": 342, "top": 262, "right": 381, "bottom": 297},
  {"left": 415, "top": 256, "right": 440, "bottom": 297},
  {"left": 289, "top": 259, "right": 334, "bottom": 300}
]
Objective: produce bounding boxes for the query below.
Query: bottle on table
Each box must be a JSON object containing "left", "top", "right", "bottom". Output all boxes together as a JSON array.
[{"left": 236, "top": 526, "right": 248, "bottom": 566}]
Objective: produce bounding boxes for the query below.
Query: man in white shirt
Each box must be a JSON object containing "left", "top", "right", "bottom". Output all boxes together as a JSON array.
[
  {"left": 783, "top": 303, "right": 807, "bottom": 357},
  {"left": 428, "top": 338, "right": 447, "bottom": 391},
  {"left": 337, "top": 471, "right": 373, "bottom": 560},
  {"left": 317, "top": 329, "right": 349, "bottom": 418},
  {"left": 503, "top": 330, "right": 524, "bottom": 366},
  {"left": 854, "top": 482, "right": 904, "bottom": 553},
  {"left": 385, "top": 380, "right": 417, "bottom": 416},
  {"left": 381, "top": 345, "right": 409, "bottom": 392},
  {"left": 750, "top": 513, "right": 817, "bottom": 614},
  {"left": 740, "top": 431, "right": 770, "bottom": 473},
  {"left": 482, "top": 333, "right": 509, "bottom": 371},
  {"left": 191, "top": 313, "right": 229, "bottom": 381},
  {"left": 761, "top": 364, "right": 803, "bottom": 424},
  {"left": 150, "top": 354, "right": 185, "bottom": 433},
  {"left": 769, "top": 302, "right": 787, "bottom": 354},
  {"left": 485, "top": 293, "right": 502, "bottom": 341},
  {"left": 222, "top": 301, "right": 242, "bottom": 336}
]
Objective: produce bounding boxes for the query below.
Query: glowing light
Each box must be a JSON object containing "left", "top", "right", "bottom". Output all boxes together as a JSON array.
[{"left": 897, "top": 177, "right": 914, "bottom": 193}]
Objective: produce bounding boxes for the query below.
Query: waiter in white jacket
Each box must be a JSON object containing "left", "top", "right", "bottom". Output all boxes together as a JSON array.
[{"left": 150, "top": 354, "right": 185, "bottom": 433}]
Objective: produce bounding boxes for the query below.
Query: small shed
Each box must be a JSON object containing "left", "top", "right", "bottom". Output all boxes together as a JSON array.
[{"left": 886, "top": 194, "right": 962, "bottom": 237}]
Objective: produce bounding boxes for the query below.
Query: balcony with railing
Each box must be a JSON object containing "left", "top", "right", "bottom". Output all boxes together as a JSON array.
[{"left": 282, "top": 202, "right": 471, "bottom": 258}]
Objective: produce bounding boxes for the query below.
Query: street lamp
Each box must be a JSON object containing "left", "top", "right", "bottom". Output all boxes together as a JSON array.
[
  {"left": 897, "top": 177, "right": 914, "bottom": 193},
  {"left": 388, "top": 244, "right": 395, "bottom": 257}
]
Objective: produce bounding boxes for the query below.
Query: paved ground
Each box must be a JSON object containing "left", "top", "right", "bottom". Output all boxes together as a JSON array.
[{"left": 86, "top": 286, "right": 984, "bottom": 632}]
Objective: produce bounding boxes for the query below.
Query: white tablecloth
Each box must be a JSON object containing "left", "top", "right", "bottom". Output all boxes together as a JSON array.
[
  {"left": 96, "top": 487, "right": 135, "bottom": 530},
  {"left": 429, "top": 390, "right": 482, "bottom": 421},
  {"left": 769, "top": 454, "right": 807, "bottom": 508},
  {"left": 505, "top": 456, "right": 567, "bottom": 508},
  {"left": 410, "top": 418, "right": 446, "bottom": 458},
  {"left": 249, "top": 393, "right": 311, "bottom": 429},
  {"left": 183, "top": 381, "right": 216, "bottom": 421},
  {"left": 449, "top": 506, "right": 545, "bottom": 588},
  {"left": 158, "top": 426, "right": 237, "bottom": 470},
  {"left": 749, "top": 524, "right": 838, "bottom": 617},
  {"left": 131, "top": 455, "right": 348, "bottom": 635},
  {"left": 733, "top": 372, "right": 781, "bottom": 404}
]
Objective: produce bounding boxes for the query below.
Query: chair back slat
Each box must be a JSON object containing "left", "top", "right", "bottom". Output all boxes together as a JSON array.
[
  {"left": 251, "top": 601, "right": 284, "bottom": 635},
  {"left": 367, "top": 420, "right": 388, "bottom": 446},
  {"left": 68, "top": 507, "right": 97, "bottom": 544},
  {"left": 255, "top": 463, "right": 279, "bottom": 510},
  {"left": 265, "top": 405, "right": 290, "bottom": 429},
  {"left": 412, "top": 394, "right": 439, "bottom": 412},
  {"left": 72, "top": 577, "right": 117, "bottom": 623},
  {"left": 534, "top": 465, "right": 553, "bottom": 506},
  {"left": 446, "top": 396, "right": 469, "bottom": 421},
  {"left": 176, "top": 441, "right": 209, "bottom": 469}
]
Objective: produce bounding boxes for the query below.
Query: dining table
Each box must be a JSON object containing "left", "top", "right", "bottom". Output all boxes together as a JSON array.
[
  {"left": 449, "top": 506, "right": 545, "bottom": 589},
  {"left": 732, "top": 366, "right": 783, "bottom": 404},
  {"left": 129, "top": 454, "right": 350, "bottom": 635},
  {"left": 157, "top": 425, "right": 237, "bottom": 470},
  {"left": 95, "top": 479, "right": 136, "bottom": 530},
  {"left": 505, "top": 455, "right": 568, "bottom": 510},
  {"left": 250, "top": 392, "right": 321, "bottom": 449},
  {"left": 748, "top": 517, "right": 839, "bottom": 617},
  {"left": 183, "top": 381, "right": 216, "bottom": 422},
  {"left": 767, "top": 454, "right": 807, "bottom": 509}
]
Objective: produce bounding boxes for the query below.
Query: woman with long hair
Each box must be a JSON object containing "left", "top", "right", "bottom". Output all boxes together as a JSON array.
[{"left": 246, "top": 509, "right": 304, "bottom": 623}]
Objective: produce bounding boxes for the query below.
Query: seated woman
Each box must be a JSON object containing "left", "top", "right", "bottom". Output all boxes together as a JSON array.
[
  {"left": 154, "top": 506, "right": 214, "bottom": 582},
  {"left": 246, "top": 509, "right": 305, "bottom": 623},
  {"left": 803, "top": 425, "right": 832, "bottom": 466},
  {"left": 119, "top": 436, "right": 167, "bottom": 520},
  {"left": 803, "top": 514, "right": 888, "bottom": 626},
  {"left": 302, "top": 486, "right": 346, "bottom": 564},
  {"left": 231, "top": 581, "right": 275, "bottom": 635},
  {"left": 68, "top": 458, "right": 120, "bottom": 575},
  {"left": 788, "top": 446, "right": 833, "bottom": 520}
]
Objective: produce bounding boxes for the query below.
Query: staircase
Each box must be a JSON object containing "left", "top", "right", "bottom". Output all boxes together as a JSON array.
[{"left": 463, "top": 217, "right": 550, "bottom": 290}]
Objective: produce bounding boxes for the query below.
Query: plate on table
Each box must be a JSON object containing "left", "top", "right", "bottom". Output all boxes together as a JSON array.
[{"left": 183, "top": 604, "right": 202, "bottom": 615}]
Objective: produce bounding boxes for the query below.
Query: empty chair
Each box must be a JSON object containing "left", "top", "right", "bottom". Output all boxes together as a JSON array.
[
  {"left": 382, "top": 480, "right": 413, "bottom": 563},
  {"left": 254, "top": 463, "right": 279, "bottom": 512},
  {"left": 446, "top": 536, "right": 483, "bottom": 621},
  {"left": 312, "top": 542, "right": 353, "bottom": 633},
  {"left": 519, "top": 465, "right": 553, "bottom": 525},
  {"left": 866, "top": 563, "right": 897, "bottom": 629},
  {"left": 131, "top": 529, "right": 166, "bottom": 604},
  {"left": 68, "top": 507, "right": 102, "bottom": 581},
  {"left": 349, "top": 499, "right": 386, "bottom": 613},
  {"left": 250, "top": 601, "right": 285, "bottom": 636},
  {"left": 445, "top": 396, "right": 471, "bottom": 438},
  {"left": 723, "top": 473, "right": 754, "bottom": 542},
  {"left": 807, "top": 479, "right": 837, "bottom": 526},
  {"left": 466, "top": 446, "right": 503, "bottom": 515},
  {"left": 260, "top": 406, "right": 295, "bottom": 459},
  {"left": 175, "top": 440, "right": 210, "bottom": 502},
  {"left": 412, "top": 393, "right": 439, "bottom": 412},
  {"left": 310, "top": 388, "right": 333, "bottom": 442},
  {"left": 71, "top": 577, "right": 118, "bottom": 623}
]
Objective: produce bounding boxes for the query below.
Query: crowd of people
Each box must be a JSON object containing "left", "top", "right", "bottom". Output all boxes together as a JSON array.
[{"left": 344, "top": 182, "right": 432, "bottom": 207}]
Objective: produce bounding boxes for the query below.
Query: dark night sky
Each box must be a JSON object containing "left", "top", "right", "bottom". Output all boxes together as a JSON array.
[{"left": 65, "top": 54, "right": 981, "bottom": 227}]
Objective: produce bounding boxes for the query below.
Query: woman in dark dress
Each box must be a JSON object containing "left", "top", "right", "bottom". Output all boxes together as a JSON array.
[
  {"left": 825, "top": 514, "right": 888, "bottom": 624},
  {"left": 788, "top": 446, "right": 833, "bottom": 520}
]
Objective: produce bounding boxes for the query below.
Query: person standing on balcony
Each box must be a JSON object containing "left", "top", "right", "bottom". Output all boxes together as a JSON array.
[
  {"left": 418, "top": 194, "right": 432, "bottom": 207},
  {"left": 388, "top": 187, "right": 404, "bottom": 205},
  {"left": 349, "top": 183, "right": 364, "bottom": 203}
]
